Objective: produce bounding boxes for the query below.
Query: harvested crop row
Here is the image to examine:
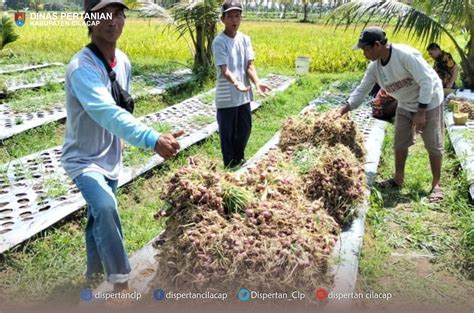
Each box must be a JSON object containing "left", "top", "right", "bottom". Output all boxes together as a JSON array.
[
  {"left": 153, "top": 111, "right": 366, "bottom": 296},
  {"left": 279, "top": 110, "right": 365, "bottom": 160},
  {"left": 155, "top": 155, "right": 339, "bottom": 293}
]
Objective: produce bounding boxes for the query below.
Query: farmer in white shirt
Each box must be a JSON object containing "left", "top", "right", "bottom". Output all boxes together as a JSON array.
[
  {"left": 339, "top": 26, "right": 444, "bottom": 202},
  {"left": 212, "top": 0, "right": 271, "bottom": 168}
]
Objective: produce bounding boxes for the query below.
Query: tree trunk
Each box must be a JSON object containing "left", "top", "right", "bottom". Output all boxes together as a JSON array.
[
  {"left": 462, "top": 48, "right": 474, "bottom": 89},
  {"left": 303, "top": 3, "right": 309, "bottom": 22},
  {"left": 193, "top": 19, "right": 216, "bottom": 79},
  {"left": 461, "top": 13, "right": 474, "bottom": 89},
  {"left": 194, "top": 23, "right": 204, "bottom": 73},
  {"left": 205, "top": 20, "right": 216, "bottom": 69}
]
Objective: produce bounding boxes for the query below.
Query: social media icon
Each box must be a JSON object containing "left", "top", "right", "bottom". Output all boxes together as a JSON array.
[
  {"left": 315, "top": 288, "right": 328, "bottom": 300},
  {"left": 80, "top": 288, "right": 93, "bottom": 302},
  {"left": 153, "top": 289, "right": 165, "bottom": 301},
  {"left": 238, "top": 288, "right": 251, "bottom": 301}
]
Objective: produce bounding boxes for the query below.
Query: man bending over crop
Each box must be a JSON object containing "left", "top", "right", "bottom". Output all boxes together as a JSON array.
[
  {"left": 61, "top": 0, "right": 182, "bottom": 292},
  {"left": 212, "top": 0, "right": 271, "bottom": 168},
  {"left": 339, "top": 27, "right": 444, "bottom": 203}
]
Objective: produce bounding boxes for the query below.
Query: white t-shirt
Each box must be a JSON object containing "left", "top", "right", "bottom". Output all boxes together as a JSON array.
[
  {"left": 212, "top": 31, "right": 255, "bottom": 109},
  {"left": 349, "top": 44, "right": 443, "bottom": 112}
]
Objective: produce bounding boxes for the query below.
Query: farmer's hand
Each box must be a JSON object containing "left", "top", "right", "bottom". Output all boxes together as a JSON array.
[
  {"left": 413, "top": 110, "right": 426, "bottom": 133},
  {"left": 338, "top": 104, "right": 351, "bottom": 117},
  {"left": 256, "top": 82, "right": 271, "bottom": 96},
  {"left": 234, "top": 82, "right": 251, "bottom": 93},
  {"left": 154, "top": 130, "right": 184, "bottom": 159}
]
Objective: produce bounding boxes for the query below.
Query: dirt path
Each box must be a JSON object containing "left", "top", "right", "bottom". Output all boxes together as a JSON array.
[{"left": 355, "top": 125, "right": 474, "bottom": 312}]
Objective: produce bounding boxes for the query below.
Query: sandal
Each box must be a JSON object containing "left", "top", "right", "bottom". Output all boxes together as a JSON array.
[
  {"left": 376, "top": 178, "right": 403, "bottom": 189},
  {"left": 428, "top": 186, "right": 444, "bottom": 203}
]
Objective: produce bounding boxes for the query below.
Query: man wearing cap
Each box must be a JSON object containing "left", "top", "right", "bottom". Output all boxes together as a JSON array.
[
  {"left": 61, "top": 0, "right": 182, "bottom": 291},
  {"left": 212, "top": 0, "right": 271, "bottom": 168},
  {"left": 339, "top": 26, "right": 444, "bottom": 202}
]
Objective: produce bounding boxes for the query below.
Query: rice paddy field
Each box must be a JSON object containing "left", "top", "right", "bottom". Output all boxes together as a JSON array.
[
  {"left": 7, "top": 18, "right": 457, "bottom": 72},
  {"left": 0, "top": 15, "right": 472, "bottom": 313}
]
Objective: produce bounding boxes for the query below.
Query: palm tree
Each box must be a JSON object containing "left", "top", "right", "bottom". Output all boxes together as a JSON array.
[
  {"left": 301, "top": 0, "right": 311, "bottom": 22},
  {"left": 0, "top": 14, "right": 19, "bottom": 51},
  {"left": 125, "top": 0, "right": 143, "bottom": 10},
  {"left": 278, "top": 0, "right": 293, "bottom": 19},
  {"left": 140, "top": 0, "right": 220, "bottom": 79},
  {"left": 327, "top": 0, "right": 474, "bottom": 89}
]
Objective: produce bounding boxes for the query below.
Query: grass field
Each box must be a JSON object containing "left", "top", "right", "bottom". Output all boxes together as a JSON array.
[
  {"left": 6, "top": 18, "right": 458, "bottom": 73},
  {"left": 358, "top": 128, "right": 474, "bottom": 310}
]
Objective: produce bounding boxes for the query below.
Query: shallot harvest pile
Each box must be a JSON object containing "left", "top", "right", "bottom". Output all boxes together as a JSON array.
[{"left": 153, "top": 110, "right": 367, "bottom": 294}]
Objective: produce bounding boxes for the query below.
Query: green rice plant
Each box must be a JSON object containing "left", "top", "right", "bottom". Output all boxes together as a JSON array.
[
  {"left": 292, "top": 145, "right": 323, "bottom": 175},
  {"left": 191, "top": 115, "right": 214, "bottom": 126},
  {"left": 14, "top": 116, "right": 23, "bottom": 125},
  {"left": 461, "top": 219, "right": 474, "bottom": 275},
  {"left": 0, "top": 165, "right": 9, "bottom": 186},
  {"left": 462, "top": 130, "right": 474, "bottom": 141},
  {"left": 222, "top": 183, "right": 254, "bottom": 215},
  {"left": 8, "top": 92, "right": 64, "bottom": 113},
  {"left": 123, "top": 122, "right": 173, "bottom": 167},
  {"left": 122, "top": 146, "right": 154, "bottom": 167},
  {"left": 152, "top": 122, "right": 173, "bottom": 134},
  {"left": 44, "top": 176, "right": 69, "bottom": 199},
  {"left": 0, "top": 77, "right": 7, "bottom": 93},
  {"left": 7, "top": 19, "right": 457, "bottom": 74},
  {"left": 3, "top": 65, "right": 65, "bottom": 86},
  {"left": 199, "top": 92, "right": 214, "bottom": 105}
]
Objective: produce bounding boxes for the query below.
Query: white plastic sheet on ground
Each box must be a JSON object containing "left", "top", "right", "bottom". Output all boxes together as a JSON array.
[
  {"left": 0, "top": 70, "right": 193, "bottom": 140},
  {"left": 0, "top": 74, "right": 294, "bottom": 253},
  {"left": 89, "top": 85, "right": 387, "bottom": 309},
  {"left": 444, "top": 89, "right": 474, "bottom": 199},
  {"left": 0, "top": 62, "right": 63, "bottom": 75}
]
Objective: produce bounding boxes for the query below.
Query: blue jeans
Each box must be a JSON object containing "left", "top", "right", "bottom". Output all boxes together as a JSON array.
[{"left": 73, "top": 171, "right": 131, "bottom": 284}]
